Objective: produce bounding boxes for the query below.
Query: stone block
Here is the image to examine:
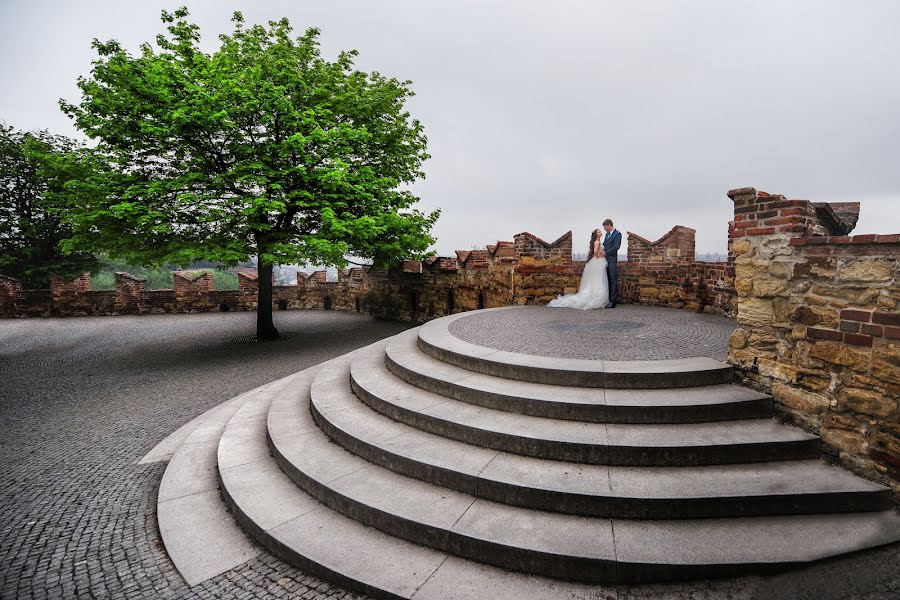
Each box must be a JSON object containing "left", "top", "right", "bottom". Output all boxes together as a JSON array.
[
  {"left": 759, "top": 360, "right": 799, "bottom": 383},
  {"left": 872, "top": 341, "right": 900, "bottom": 385},
  {"left": 876, "top": 295, "right": 897, "bottom": 311},
  {"left": 794, "top": 257, "right": 837, "bottom": 279},
  {"left": 737, "top": 298, "right": 774, "bottom": 328},
  {"left": 820, "top": 424, "right": 868, "bottom": 456},
  {"left": 808, "top": 341, "right": 872, "bottom": 372},
  {"left": 753, "top": 277, "right": 789, "bottom": 298},
  {"left": 838, "top": 387, "right": 893, "bottom": 419},
  {"left": 728, "top": 328, "right": 749, "bottom": 349},
  {"left": 772, "top": 382, "right": 829, "bottom": 414},
  {"left": 791, "top": 306, "right": 838, "bottom": 328},
  {"left": 735, "top": 278, "right": 754, "bottom": 297},
  {"left": 838, "top": 259, "right": 893, "bottom": 283},
  {"left": 731, "top": 239, "right": 751, "bottom": 256},
  {"left": 870, "top": 432, "right": 900, "bottom": 463},
  {"left": 757, "top": 234, "right": 794, "bottom": 258},
  {"left": 773, "top": 298, "right": 792, "bottom": 324},
  {"left": 810, "top": 285, "right": 881, "bottom": 308},
  {"left": 767, "top": 261, "right": 793, "bottom": 279}
]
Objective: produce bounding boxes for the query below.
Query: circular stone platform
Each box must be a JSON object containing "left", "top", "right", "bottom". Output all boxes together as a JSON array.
[{"left": 447, "top": 305, "right": 735, "bottom": 361}]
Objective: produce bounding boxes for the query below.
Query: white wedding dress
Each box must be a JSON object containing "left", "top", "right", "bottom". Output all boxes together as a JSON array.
[{"left": 548, "top": 256, "right": 610, "bottom": 309}]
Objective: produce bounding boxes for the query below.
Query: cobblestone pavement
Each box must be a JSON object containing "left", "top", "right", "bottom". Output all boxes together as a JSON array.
[
  {"left": 1, "top": 310, "right": 897, "bottom": 600},
  {"left": 449, "top": 305, "right": 735, "bottom": 361},
  {"left": 0, "top": 311, "right": 406, "bottom": 600}
]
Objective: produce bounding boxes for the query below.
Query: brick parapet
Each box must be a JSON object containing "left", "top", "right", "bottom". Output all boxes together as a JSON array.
[
  {"left": 627, "top": 226, "right": 696, "bottom": 263},
  {"left": 727, "top": 187, "right": 899, "bottom": 499}
]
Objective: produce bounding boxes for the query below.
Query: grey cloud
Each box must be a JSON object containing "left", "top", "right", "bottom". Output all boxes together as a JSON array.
[{"left": 2, "top": 0, "right": 898, "bottom": 257}]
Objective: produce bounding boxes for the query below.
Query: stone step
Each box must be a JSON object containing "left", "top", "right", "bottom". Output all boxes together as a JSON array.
[
  {"left": 417, "top": 312, "right": 734, "bottom": 388},
  {"left": 156, "top": 375, "right": 296, "bottom": 585},
  {"left": 266, "top": 354, "right": 900, "bottom": 583},
  {"left": 311, "top": 355, "right": 890, "bottom": 518},
  {"left": 349, "top": 345, "right": 821, "bottom": 467},
  {"left": 218, "top": 359, "right": 630, "bottom": 598},
  {"left": 387, "top": 329, "right": 772, "bottom": 423}
]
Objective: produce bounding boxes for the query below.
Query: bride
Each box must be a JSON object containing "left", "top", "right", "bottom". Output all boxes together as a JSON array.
[{"left": 548, "top": 229, "right": 610, "bottom": 309}]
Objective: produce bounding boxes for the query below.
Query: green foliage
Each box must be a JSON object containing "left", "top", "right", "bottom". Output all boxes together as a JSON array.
[
  {"left": 59, "top": 6, "right": 440, "bottom": 272},
  {"left": 89, "top": 256, "right": 239, "bottom": 290},
  {"left": 0, "top": 124, "right": 100, "bottom": 287},
  {"left": 211, "top": 270, "right": 238, "bottom": 290}
]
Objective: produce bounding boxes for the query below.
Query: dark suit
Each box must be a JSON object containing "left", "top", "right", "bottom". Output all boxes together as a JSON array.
[{"left": 602, "top": 229, "right": 621, "bottom": 304}]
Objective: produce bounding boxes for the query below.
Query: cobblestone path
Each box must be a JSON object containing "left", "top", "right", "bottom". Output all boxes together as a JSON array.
[
  {"left": 449, "top": 305, "right": 735, "bottom": 360},
  {"left": 0, "top": 311, "right": 408, "bottom": 600},
  {"left": 0, "top": 310, "right": 897, "bottom": 600}
]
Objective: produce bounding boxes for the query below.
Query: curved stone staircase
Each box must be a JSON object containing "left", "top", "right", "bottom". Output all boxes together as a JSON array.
[{"left": 155, "top": 310, "right": 900, "bottom": 598}]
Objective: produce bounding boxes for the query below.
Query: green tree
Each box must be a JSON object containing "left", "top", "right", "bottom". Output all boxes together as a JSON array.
[
  {"left": 60, "top": 7, "right": 439, "bottom": 338},
  {"left": 0, "top": 124, "right": 100, "bottom": 287}
]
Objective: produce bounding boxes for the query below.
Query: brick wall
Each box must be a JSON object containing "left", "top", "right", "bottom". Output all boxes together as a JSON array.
[
  {"left": 627, "top": 226, "right": 696, "bottom": 262},
  {"left": 726, "top": 187, "right": 898, "bottom": 496},
  {"left": 618, "top": 226, "right": 735, "bottom": 315},
  {"left": 0, "top": 227, "right": 736, "bottom": 319}
]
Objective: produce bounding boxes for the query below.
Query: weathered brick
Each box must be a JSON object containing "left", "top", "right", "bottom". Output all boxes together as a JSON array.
[
  {"left": 861, "top": 324, "right": 884, "bottom": 337},
  {"left": 807, "top": 327, "right": 842, "bottom": 341},
  {"left": 842, "top": 332, "right": 874, "bottom": 347},
  {"left": 840, "top": 309, "right": 872, "bottom": 322},
  {"left": 873, "top": 312, "right": 900, "bottom": 326},
  {"left": 840, "top": 321, "right": 860, "bottom": 333}
]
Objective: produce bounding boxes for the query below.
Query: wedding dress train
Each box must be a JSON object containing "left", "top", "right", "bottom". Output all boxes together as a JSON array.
[{"left": 547, "top": 256, "right": 610, "bottom": 310}]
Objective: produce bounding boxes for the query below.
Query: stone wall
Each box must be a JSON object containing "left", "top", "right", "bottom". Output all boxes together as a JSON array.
[
  {"left": 1, "top": 228, "right": 737, "bottom": 319},
  {"left": 726, "top": 187, "right": 899, "bottom": 495}
]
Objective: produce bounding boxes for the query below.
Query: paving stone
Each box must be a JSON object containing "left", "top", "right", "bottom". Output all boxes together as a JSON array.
[
  {"left": 3, "top": 309, "right": 899, "bottom": 599},
  {"left": 0, "top": 311, "right": 407, "bottom": 600},
  {"left": 448, "top": 304, "right": 734, "bottom": 361}
]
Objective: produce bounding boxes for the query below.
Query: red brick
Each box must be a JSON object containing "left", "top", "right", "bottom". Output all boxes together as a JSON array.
[
  {"left": 734, "top": 213, "right": 754, "bottom": 222},
  {"left": 788, "top": 238, "right": 808, "bottom": 246},
  {"left": 885, "top": 326, "right": 900, "bottom": 340},
  {"left": 843, "top": 332, "right": 874, "bottom": 347},
  {"left": 808, "top": 328, "right": 842, "bottom": 341},
  {"left": 872, "top": 312, "right": 900, "bottom": 326},
  {"left": 780, "top": 208, "right": 806, "bottom": 217},
  {"left": 840, "top": 321, "right": 860, "bottom": 333},
  {"left": 807, "top": 237, "right": 830, "bottom": 245},
  {"left": 756, "top": 210, "right": 778, "bottom": 219},
  {"left": 830, "top": 236, "right": 851, "bottom": 244},
  {"left": 876, "top": 234, "right": 900, "bottom": 243},
  {"left": 735, "top": 220, "right": 760, "bottom": 229},
  {"left": 840, "top": 309, "right": 871, "bottom": 322},
  {"left": 745, "top": 227, "right": 777, "bottom": 236},
  {"left": 779, "top": 225, "right": 808, "bottom": 234},
  {"left": 770, "top": 200, "right": 809, "bottom": 209},
  {"left": 852, "top": 234, "right": 878, "bottom": 243},
  {"left": 860, "top": 324, "right": 883, "bottom": 337},
  {"left": 763, "top": 217, "right": 799, "bottom": 226}
]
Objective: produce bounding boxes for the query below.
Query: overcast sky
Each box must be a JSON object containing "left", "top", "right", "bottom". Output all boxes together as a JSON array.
[{"left": 2, "top": 0, "right": 899, "bottom": 257}]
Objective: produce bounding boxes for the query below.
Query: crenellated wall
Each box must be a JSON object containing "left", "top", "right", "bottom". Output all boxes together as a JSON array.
[
  {"left": 3, "top": 187, "right": 895, "bottom": 498},
  {"left": 726, "top": 187, "right": 899, "bottom": 496},
  {"left": 1, "top": 228, "right": 738, "bottom": 318},
  {"left": 617, "top": 226, "right": 736, "bottom": 315}
]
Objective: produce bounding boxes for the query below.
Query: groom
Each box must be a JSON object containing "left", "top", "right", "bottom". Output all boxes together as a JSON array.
[{"left": 600, "top": 218, "right": 621, "bottom": 308}]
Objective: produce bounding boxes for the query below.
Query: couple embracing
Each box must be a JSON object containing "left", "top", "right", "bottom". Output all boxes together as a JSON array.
[{"left": 548, "top": 219, "right": 621, "bottom": 310}]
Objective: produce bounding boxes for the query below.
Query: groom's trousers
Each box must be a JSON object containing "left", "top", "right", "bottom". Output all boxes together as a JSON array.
[{"left": 607, "top": 257, "right": 618, "bottom": 304}]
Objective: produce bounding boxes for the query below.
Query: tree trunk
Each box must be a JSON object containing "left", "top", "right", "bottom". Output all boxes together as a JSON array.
[{"left": 256, "top": 262, "right": 279, "bottom": 340}]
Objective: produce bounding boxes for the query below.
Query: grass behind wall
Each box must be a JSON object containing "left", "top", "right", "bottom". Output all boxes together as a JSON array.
[{"left": 90, "top": 269, "right": 239, "bottom": 291}]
